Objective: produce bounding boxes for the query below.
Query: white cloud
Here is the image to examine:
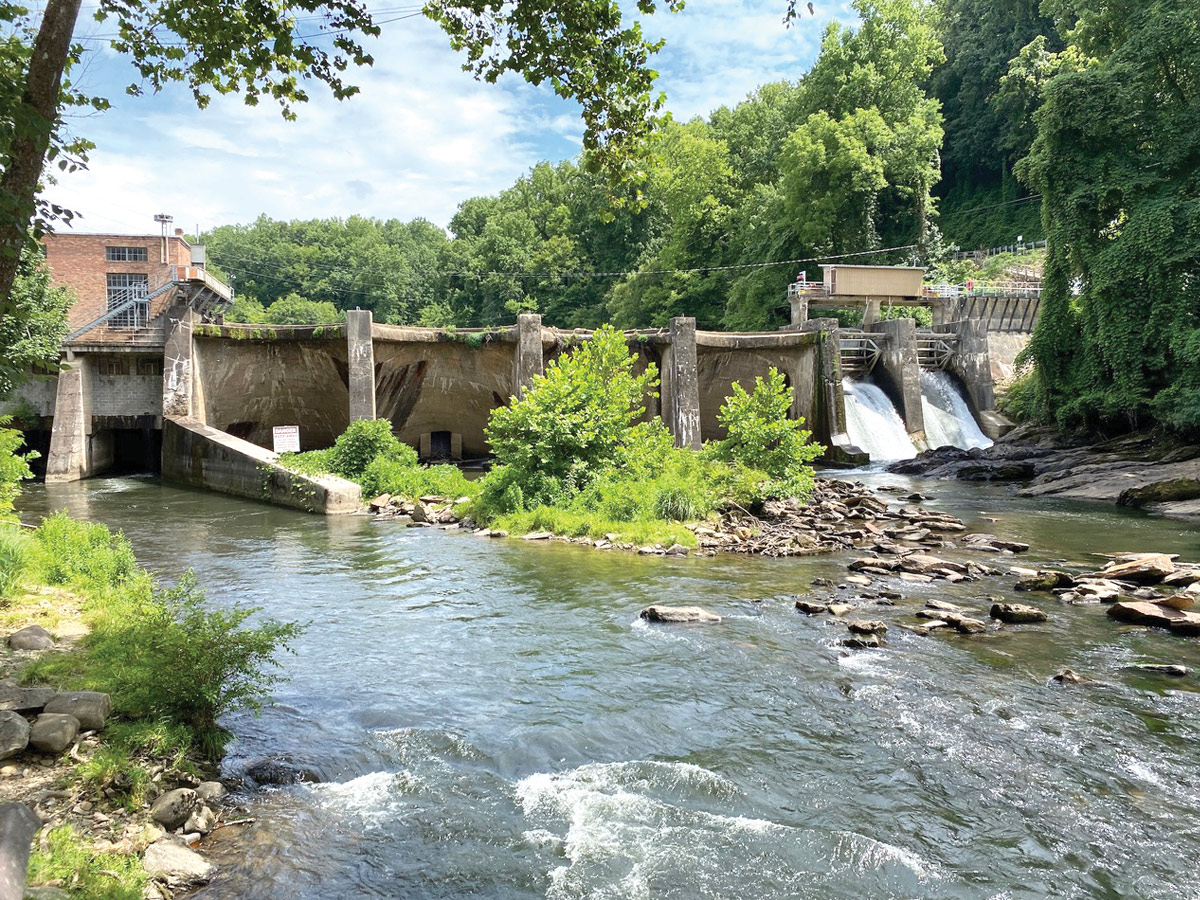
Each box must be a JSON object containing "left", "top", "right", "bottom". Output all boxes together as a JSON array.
[{"left": 45, "top": 1, "right": 859, "bottom": 234}]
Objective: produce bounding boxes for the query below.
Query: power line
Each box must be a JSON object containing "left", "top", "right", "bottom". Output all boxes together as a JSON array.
[
  {"left": 215, "top": 242, "right": 921, "bottom": 290},
  {"left": 946, "top": 193, "right": 1043, "bottom": 215}
]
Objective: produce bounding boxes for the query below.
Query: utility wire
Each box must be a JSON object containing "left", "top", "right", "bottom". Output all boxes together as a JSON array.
[{"left": 216, "top": 243, "right": 921, "bottom": 290}]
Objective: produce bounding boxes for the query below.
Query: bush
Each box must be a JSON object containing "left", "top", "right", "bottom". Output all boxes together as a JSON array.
[
  {"left": 327, "top": 418, "right": 413, "bottom": 480},
  {"left": 0, "top": 527, "right": 33, "bottom": 600},
  {"left": 0, "top": 417, "right": 34, "bottom": 520},
  {"left": 28, "top": 569, "right": 302, "bottom": 758},
  {"left": 485, "top": 324, "right": 658, "bottom": 505},
  {"left": 34, "top": 512, "right": 139, "bottom": 590},
  {"left": 707, "top": 367, "right": 823, "bottom": 500},
  {"left": 361, "top": 455, "right": 477, "bottom": 501}
]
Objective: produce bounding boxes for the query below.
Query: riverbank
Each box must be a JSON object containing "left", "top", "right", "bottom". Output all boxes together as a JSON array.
[
  {"left": 0, "top": 514, "right": 301, "bottom": 899},
  {"left": 889, "top": 424, "right": 1200, "bottom": 519}
]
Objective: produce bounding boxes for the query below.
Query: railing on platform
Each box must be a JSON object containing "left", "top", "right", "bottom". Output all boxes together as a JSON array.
[
  {"left": 916, "top": 333, "right": 959, "bottom": 370},
  {"left": 838, "top": 331, "right": 881, "bottom": 377}
]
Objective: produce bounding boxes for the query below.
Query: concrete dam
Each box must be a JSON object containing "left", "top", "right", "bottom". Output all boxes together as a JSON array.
[{"left": 6, "top": 307, "right": 1011, "bottom": 513}]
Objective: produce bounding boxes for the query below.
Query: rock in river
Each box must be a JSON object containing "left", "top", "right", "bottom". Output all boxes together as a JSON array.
[
  {"left": 151, "top": 788, "right": 198, "bottom": 830},
  {"left": 990, "top": 603, "right": 1049, "bottom": 624},
  {"left": 1095, "top": 553, "right": 1175, "bottom": 583},
  {"left": 142, "top": 837, "right": 213, "bottom": 885},
  {"left": 639, "top": 606, "right": 722, "bottom": 624}
]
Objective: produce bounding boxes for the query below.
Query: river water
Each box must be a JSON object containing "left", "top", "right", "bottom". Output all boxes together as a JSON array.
[{"left": 17, "top": 476, "right": 1200, "bottom": 900}]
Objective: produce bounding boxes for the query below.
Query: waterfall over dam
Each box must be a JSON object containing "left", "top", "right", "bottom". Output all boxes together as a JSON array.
[
  {"left": 842, "top": 371, "right": 993, "bottom": 462},
  {"left": 920, "top": 370, "right": 993, "bottom": 451},
  {"left": 841, "top": 379, "right": 917, "bottom": 461}
]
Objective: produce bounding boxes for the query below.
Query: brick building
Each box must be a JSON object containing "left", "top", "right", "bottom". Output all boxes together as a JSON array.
[
  {"left": 1, "top": 227, "right": 233, "bottom": 478},
  {"left": 41, "top": 228, "right": 229, "bottom": 343}
]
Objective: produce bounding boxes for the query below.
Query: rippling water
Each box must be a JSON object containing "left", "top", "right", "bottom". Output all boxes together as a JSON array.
[{"left": 17, "top": 476, "right": 1200, "bottom": 899}]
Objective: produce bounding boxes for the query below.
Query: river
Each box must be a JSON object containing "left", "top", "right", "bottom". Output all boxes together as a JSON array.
[{"left": 17, "top": 475, "right": 1200, "bottom": 899}]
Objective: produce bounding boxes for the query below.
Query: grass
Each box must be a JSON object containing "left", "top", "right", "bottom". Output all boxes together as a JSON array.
[
  {"left": 495, "top": 507, "right": 699, "bottom": 547},
  {"left": 27, "top": 825, "right": 146, "bottom": 900},
  {"left": 0, "top": 525, "right": 33, "bottom": 599}
]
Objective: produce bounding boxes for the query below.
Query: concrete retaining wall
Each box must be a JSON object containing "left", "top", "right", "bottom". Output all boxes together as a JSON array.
[
  {"left": 194, "top": 336, "right": 350, "bottom": 451},
  {"left": 162, "top": 417, "right": 361, "bottom": 514}
]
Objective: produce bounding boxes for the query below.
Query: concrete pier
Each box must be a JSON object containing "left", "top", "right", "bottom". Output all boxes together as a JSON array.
[
  {"left": 866, "top": 317, "right": 926, "bottom": 444},
  {"left": 347, "top": 309, "right": 376, "bottom": 421},
  {"left": 514, "top": 313, "right": 544, "bottom": 398},
  {"left": 663, "top": 317, "right": 702, "bottom": 450}
]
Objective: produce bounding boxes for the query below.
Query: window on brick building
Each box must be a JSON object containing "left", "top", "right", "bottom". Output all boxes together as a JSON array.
[
  {"left": 96, "top": 357, "right": 129, "bottom": 376},
  {"left": 136, "top": 358, "right": 164, "bottom": 376},
  {"left": 107, "top": 273, "right": 149, "bottom": 328},
  {"left": 106, "top": 246, "right": 148, "bottom": 262}
]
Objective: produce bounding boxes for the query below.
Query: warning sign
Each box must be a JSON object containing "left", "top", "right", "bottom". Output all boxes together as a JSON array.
[{"left": 272, "top": 425, "right": 300, "bottom": 453}]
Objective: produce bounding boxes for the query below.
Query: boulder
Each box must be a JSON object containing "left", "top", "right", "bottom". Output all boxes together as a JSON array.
[
  {"left": 843, "top": 634, "right": 882, "bottom": 650},
  {"left": 846, "top": 620, "right": 888, "bottom": 635},
  {"left": 990, "top": 603, "right": 1049, "bottom": 624},
  {"left": 150, "top": 788, "right": 198, "bottom": 830},
  {"left": 368, "top": 493, "right": 391, "bottom": 511},
  {"left": 244, "top": 757, "right": 321, "bottom": 786},
  {"left": 664, "top": 544, "right": 688, "bottom": 557},
  {"left": 1106, "top": 601, "right": 1190, "bottom": 629},
  {"left": 0, "top": 711, "right": 30, "bottom": 759},
  {"left": 1067, "top": 579, "right": 1123, "bottom": 602},
  {"left": 1170, "top": 616, "right": 1200, "bottom": 637},
  {"left": 963, "top": 534, "right": 1030, "bottom": 553},
  {"left": 900, "top": 554, "right": 966, "bottom": 576},
  {"left": 925, "top": 599, "right": 966, "bottom": 613},
  {"left": 1052, "top": 667, "right": 1085, "bottom": 684},
  {"left": 931, "top": 611, "right": 988, "bottom": 634},
  {"left": 1134, "top": 664, "right": 1189, "bottom": 677},
  {"left": 844, "top": 574, "right": 872, "bottom": 587},
  {"left": 142, "top": 838, "right": 214, "bottom": 885},
  {"left": 1162, "top": 569, "right": 1200, "bottom": 588},
  {"left": 794, "top": 600, "right": 829, "bottom": 615},
  {"left": 520, "top": 531, "right": 552, "bottom": 541},
  {"left": 1015, "top": 570, "right": 1073, "bottom": 592},
  {"left": 0, "top": 681, "right": 55, "bottom": 713},
  {"left": 184, "top": 804, "right": 218, "bottom": 835},
  {"left": 849, "top": 558, "right": 899, "bottom": 572},
  {"left": 1157, "top": 594, "right": 1196, "bottom": 611},
  {"left": 28, "top": 713, "right": 80, "bottom": 754},
  {"left": 7, "top": 625, "right": 54, "bottom": 651},
  {"left": 1096, "top": 553, "right": 1175, "bottom": 583},
  {"left": 194, "top": 781, "right": 227, "bottom": 804},
  {"left": 639, "top": 605, "right": 721, "bottom": 624},
  {"left": 828, "top": 603, "right": 854, "bottom": 616},
  {"left": 409, "top": 502, "right": 431, "bottom": 524},
  {"left": 43, "top": 691, "right": 110, "bottom": 731}
]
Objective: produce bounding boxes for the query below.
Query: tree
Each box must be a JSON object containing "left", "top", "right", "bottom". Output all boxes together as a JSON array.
[
  {"left": 0, "top": 249, "right": 71, "bottom": 398},
  {"left": 1018, "top": 0, "right": 1200, "bottom": 433},
  {"left": 0, "top": 0, "right": 686, "bottom": 320}
]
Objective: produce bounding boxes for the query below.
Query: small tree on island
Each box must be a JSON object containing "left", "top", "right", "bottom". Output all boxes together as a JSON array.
[{"left": 485, "top": 324, "right": 661, "bottom": 507}]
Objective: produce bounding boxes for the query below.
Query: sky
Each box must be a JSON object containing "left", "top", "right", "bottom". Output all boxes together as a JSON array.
[{"left": 46, "top": 1, "right": 858, "bottom": 236}]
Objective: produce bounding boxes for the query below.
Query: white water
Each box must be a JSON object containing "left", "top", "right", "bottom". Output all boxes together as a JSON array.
[
  {"left": 842, "top": 379, "right": 918, "bottom": 461},
  {"left": 920, "top": 370, "right": 993, "bottom": 451}
]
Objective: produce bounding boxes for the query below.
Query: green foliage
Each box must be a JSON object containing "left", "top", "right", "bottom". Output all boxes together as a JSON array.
[
  {"left": 707, "top": 367, "right": 823, "bottom": 500},
  {"left": 996, "top": 363, "right": 1046, "bottom": 424},
  {"left": 33, "top": 511, "right": 140, "bottom": 590},
  {"left": 27, "top": 825, "right": 145, "bottom": 900},
  {"left": 327, "top": 418, "right": 411, "bottom": 481},
  {"left": 29, "top": 569, "right": 301, "bottom": 758},
  {"left": 494, "top": 505, "right": 698, "bottom": 548},
  {"left": 0, "top": 525, "right": 32, "bottom": 599},
  {"left": 0, "top": 416, "right": 33, "bottom": 519},
  {"left": 259, "top": 293, "right": 344, "bottom": 326},
  {"left": 485, "top": 324, "right": 658, "bottom": 505},
  {"left": 0, "top": 251, "right": 71, "bottom": 398},
  {"left": 1018, "top": 0, "right": 1200, "bottom": 434},
  {"left": 360, "top": 456, "right": 477, "bottom": 502}
]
